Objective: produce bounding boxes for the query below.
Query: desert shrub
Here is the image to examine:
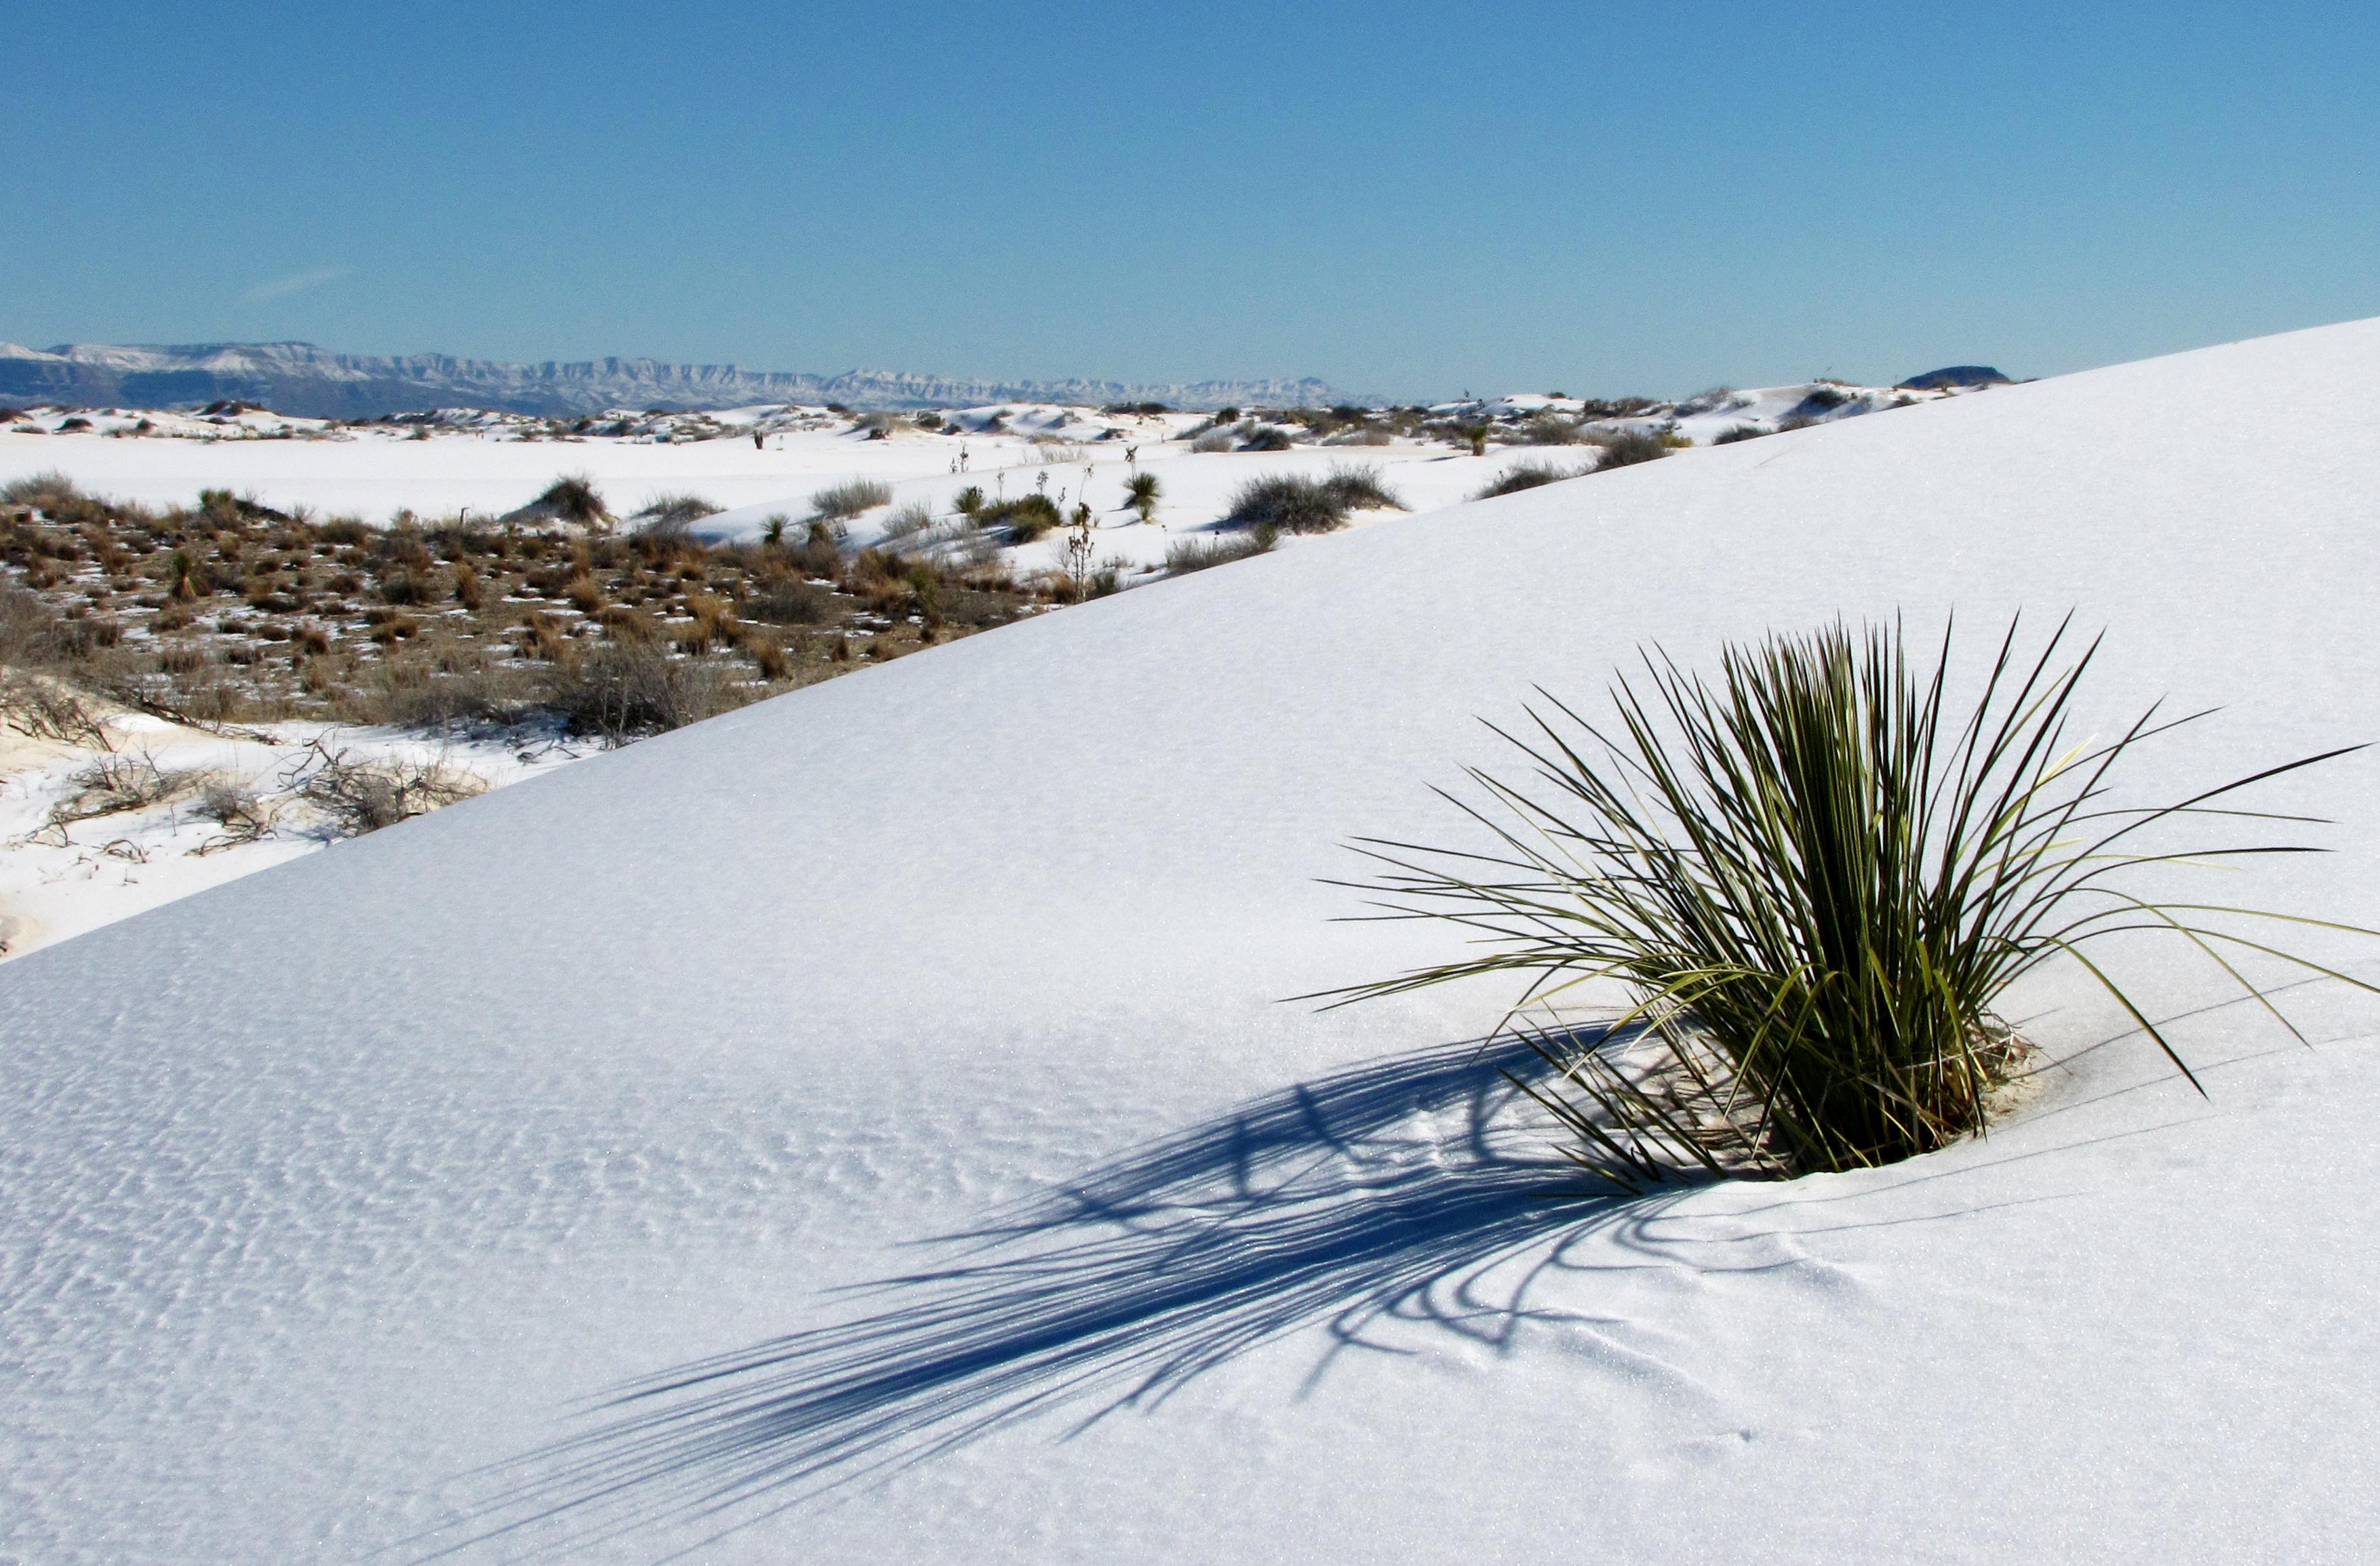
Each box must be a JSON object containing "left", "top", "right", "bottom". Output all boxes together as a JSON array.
[
  {"left": 1223, "top": 466, "right": 1406, "bottom": 535},
  {"left": 292, "top": 740, "right": 485, "bottom": 835},
  {"left": 531, "top": 475, "right": 610, "bottom": 529},
  {"left": 0, "top": 584, "right": 83, "bottom": 666},
  {"left": 1189, "top": 430, "right": 1235, "bottom": 454},
  {"left": 1, "top": 470, "right": 79, "bottom": 508},
  {"left": 1511, "top": 413, "right": 1589, "bottom": 445},
  {"left": 979, "top": 494, "right": 1063, "bottom": 542},
  {"left": 1591, "top": 430, "right": 1669, "bottom": 472},
  {"left": 49, "top": 752, "right": 207, "bottom": 826},
  {"left": 1164, "top": 525, "right": 1277, "bottom": 574},
  {"left": 0, "top": 671, "right": 111, "bottom": 745},
  {"left": 634, "top": 494, "right": 723, "bottom": 534},
  {"left": 191, "top": 781, "right": 273, "bottom": 854},
  {"left": 1237, "top": 425, "right": 1294, "bottom": 452},
  {"left": 1318, "top": 464, "right": 1402, "bottom": 512},
  {"left": 1326, "top": 618, "right": 2377, "bottom": 1186},
  {"left": 880, "top": 500, "right": 934, "bottom": 542},
  {"left": 1223, "top": 475, "right": 1344, "bottom": 534},
  {"left": 953, "top": 485, "right": 984, "bottom": 517},
  {"left": 1473, "top": 460, "right": 1583, "bottom": 500},
  {"left": 750, "top": 582, "right": 836, "bottom": 624},
  {"left": 809, "top": 478, "right": 892, "bottom": 520},
  {"left": 543, "top": 641, "right": 734, "bottom": 740},
  {"left": 1714, "top": 424, "right": 1768, "bottom": 445}
]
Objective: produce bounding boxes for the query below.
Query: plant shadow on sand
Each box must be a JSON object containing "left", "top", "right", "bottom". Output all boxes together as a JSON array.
[{"left": 424, "top": 1024, "right": 2091, "bottom": 1561}]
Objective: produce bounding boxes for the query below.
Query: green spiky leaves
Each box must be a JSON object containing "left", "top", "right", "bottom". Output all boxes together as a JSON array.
[{"left": 1325, "top": 616, "right": 2374, "bottom": 1185}]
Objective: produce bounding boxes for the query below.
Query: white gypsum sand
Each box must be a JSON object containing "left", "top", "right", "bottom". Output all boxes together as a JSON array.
[{"left": 4, "top": 318, "right": 2380, "bottom": 1563}]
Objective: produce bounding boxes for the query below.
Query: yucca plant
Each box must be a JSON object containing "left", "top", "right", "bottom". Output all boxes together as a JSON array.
[{"left": 1326, "top": 617, "right": 2374, "bottom": 1188}]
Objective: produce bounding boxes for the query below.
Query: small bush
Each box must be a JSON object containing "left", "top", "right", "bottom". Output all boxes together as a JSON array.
[
  {"left": 1511, "top": 413, "right": 1589, "bottom": 445},
  {"left": 1714, "top": 424, "right": 1768, "bottom": 445},
  {"left": 1473, "top": 460, "right": 1583, "bottom": 500},
  {"left": 1591, "top": 430, "right": 1669, "bottom": 472},
  {"left": 749, "top": 582, "right": 836, "bottom": 624},
  {"left": 1164, "top": 525, "right": 1277, "bottom": 574},
  {"left": 881, "top": 500, "right": 934, "bottom": 542},
  {"left": 1237, "top": 425, "right": 1294, "bottom": 452},
  {"left": 809, "top": 478, "right": 892, "bottom": 521},
  {"left": 634, "top": 494, "right": 723, "bottom": 534},
  {"left": 0, "top": 672, "right": 111, "bottom": 746},
  {"left": 1223, "top": 465, "right": 1406, "bottom": 535},
  {"left": 292, "top": 740, "right": 485, "bottom": 835},
  {"left": 532, "top": 475, "right": 610, "bottom": 529},
  {"left": 1189, "top": 430, "right": 1235, "bottom": 454},
  {"left": 543, "top": 641, "right": 734, "bottom": 740},
  {"left": 49, "top": 752, "right": 208, "bottom": 826},
  {"left": 979, "top": 494, "right": 1063, "bottom": 542},
  {"left": 192, "top": 781, "right": 273, "bottom": 854},
  {"left": 1, "top": 470, "right": 79, "bottom": 508}
]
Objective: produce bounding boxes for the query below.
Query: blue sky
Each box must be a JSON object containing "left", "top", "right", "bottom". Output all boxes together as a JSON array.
[{"left": 7, "top": 2, "right": 2376, "bottom": 399}]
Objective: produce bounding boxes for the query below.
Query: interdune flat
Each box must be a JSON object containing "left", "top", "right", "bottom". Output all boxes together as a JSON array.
[{"left": 7, "top": 317, "right": 2380, "bottom": 1563}]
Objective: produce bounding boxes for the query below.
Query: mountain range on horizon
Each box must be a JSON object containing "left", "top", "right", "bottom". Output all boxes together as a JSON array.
[{"left": 0, "top": 340, "right": 1347, "bottom": 418}]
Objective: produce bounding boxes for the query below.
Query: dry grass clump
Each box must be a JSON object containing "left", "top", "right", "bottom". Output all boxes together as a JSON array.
[
  {"left": 1223, "top": 465, "right": 1406, "bottom": 534},
  {"left": 1473, "top": 460, "right": 1585, "bottom": 500},
  {"left": 1589, "top": 430, "right": 1671, "bottom": 471},
  {"left": 809, "top": 479, "right": 892, "bottom": 521},
  {"left": 1, "top": 470, "right": 82, "bottom": 508},
  {"left": 1507, "top": 413, "right": 1591, "bottom": 445},
  {"left": 633, "top": 494, "right": 723, "bottom": 534},
  {"left": 1164, "top": 525, "right": 1277, "bottom": 575},
  {"left": 528, "top": 475, "right": 612, "bottom": 529},
  {"left": 1326, "top": 617, "right": 2376, "bottom": 1186}
]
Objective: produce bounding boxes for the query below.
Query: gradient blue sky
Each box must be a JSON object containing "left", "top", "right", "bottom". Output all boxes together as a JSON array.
[{"left": 7, "top": 2, "right": 2376, "bottom": 399}]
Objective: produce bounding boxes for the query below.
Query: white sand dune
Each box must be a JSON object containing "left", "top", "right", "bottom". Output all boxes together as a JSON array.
[{"left": 6, "top": 316, "right": 2380, "bottom": 1563}]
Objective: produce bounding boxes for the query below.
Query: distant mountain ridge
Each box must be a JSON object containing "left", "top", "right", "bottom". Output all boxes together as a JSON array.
[{"left": 0, "top": 340, "right": 1342, "bottom": 417}]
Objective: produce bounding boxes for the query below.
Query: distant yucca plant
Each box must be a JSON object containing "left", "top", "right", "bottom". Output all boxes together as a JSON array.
[{"left": 1328, "top": 617, "right": 2373, "bottom": 1186}]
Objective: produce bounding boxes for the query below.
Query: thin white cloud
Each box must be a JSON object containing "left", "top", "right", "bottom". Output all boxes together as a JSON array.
[{"left": 243, "top": 266, "right": 350, "bottom": 303}]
